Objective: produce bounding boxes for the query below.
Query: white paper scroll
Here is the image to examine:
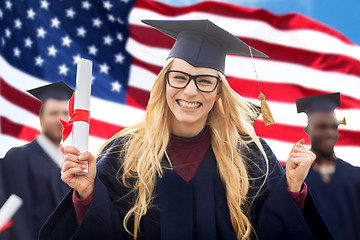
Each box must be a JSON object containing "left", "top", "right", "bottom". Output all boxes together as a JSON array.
[
  {"left": 0, "top": 194, "right": 23, "bottom": 231},
  {"left": 73, "top": 58, "right": 92, "bottom": 174}
]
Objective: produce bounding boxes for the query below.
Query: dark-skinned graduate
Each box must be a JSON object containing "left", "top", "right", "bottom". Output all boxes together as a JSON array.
[
  {"left": 40, "top": 19, "right": 334, "bottom": 240},
  {"left": 0, "top": 81, "right": 73, "bottom": 240},
  {"left": 297, "top": 92, "right": 360, "bottom": 240}
]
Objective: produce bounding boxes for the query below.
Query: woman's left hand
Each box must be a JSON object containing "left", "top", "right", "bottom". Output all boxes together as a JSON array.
[{"left": 285, "top": 138, "right": 316, "bottom": 192}]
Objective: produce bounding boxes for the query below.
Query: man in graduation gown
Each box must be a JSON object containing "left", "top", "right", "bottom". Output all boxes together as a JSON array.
[
  {"left": 297, "top": 92, "right": 360, "bottom": 240},
  {"left": 1, "top": 82, "right": 73, "bottom": 240}
]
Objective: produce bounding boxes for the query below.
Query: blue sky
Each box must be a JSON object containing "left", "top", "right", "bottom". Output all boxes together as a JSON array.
[{"left": 156, "top": 0, "right": 360, "bottom": 45}]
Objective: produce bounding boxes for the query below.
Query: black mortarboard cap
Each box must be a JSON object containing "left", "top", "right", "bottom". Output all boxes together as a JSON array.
[
  {"left": 296, "top": 92, "right": 340, "bottom": 115},
  {"left": 141, "top": 19, "right": 268, "bottom": 74},
  {"left": 27, "top": 81, "right": 74, "bottom": 103}
]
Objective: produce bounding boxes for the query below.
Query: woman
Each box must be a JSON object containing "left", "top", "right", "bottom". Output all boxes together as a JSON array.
[{"left": 40, "top": 19, "right": 333, "bottom": 240}]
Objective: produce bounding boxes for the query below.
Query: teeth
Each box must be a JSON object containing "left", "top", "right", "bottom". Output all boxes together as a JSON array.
[{"left": 178, "top": 100, "right": 201, "bottom": 109}]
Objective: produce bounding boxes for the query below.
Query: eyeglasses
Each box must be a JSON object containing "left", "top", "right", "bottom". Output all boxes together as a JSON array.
[{"left": 166, "top": 70, "right": 221, "bottom": 93}]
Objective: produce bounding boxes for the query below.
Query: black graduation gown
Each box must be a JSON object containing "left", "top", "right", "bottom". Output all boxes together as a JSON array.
[
  {"left": 39, "top": 138, "right": 334, "bottom": 240},
  {"left": 305, "top": 159, "right": 360, "bottom": 240},
  {"left": 0, "top": 140, "right": 70, "bottom": 240}
]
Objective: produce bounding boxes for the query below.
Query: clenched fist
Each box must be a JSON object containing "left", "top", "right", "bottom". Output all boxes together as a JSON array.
[
  {"left": 60, "top": 146, "right": 97, "bottom": 198},
  {"left": 285, "top": 139, "right": 316, "bottom": 192}
]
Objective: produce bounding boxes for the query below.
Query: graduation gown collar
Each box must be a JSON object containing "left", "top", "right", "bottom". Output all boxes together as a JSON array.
[
  {"left": 166, "top": 126, "right": 211, "bottom": 182},
  {"left": 36, "top": 134, "right": 63, "bottom": 167}
]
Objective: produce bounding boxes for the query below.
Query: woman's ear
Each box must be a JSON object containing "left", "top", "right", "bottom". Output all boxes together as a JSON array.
[
  {"left": 216, "top": 84, "right": 222, "bottom": 101},
  {"left": 216, "top": 90, "right": 222, "bottom": 101}
]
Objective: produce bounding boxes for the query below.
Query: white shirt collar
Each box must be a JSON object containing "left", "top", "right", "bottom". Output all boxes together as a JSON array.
[{"left": 35, "top": 134, "right": 63, "bottom": 168}]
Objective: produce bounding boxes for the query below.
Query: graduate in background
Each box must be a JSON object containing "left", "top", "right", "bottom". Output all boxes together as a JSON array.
[
  {"left": 1, "top": 81, "right": 73, "bottom": 240},
  {"left": 297, "top": 92, "right": 360, "bottom": 240},
  {"left": 40, "top": 19, "right": 333, "bottom": 240}
]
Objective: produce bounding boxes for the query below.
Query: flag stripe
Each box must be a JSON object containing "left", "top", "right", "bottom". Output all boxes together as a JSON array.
[
  {"left": 126, "top": 86, "right": 150, "bottom": 109},
  {"left": 89, "top": 118, "right": 123, "bottom": 139},
  {"left": 254, "top": 120, "right": 360, "bottom": 147},
  {"left": 1, "top": 117, "right": 40, "bottom": 142},
  {"left": 134, "top": 0, "right": 354, "bottom": 45},
  {"left": 0, "top": 77, "right": 40, "bottom": 115},
  {"left": 0, "top": 96, "right": 40, "bottom": 130}
]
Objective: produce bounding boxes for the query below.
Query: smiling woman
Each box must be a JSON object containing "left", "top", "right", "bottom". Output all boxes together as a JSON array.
[
  {"left": 166, "top": 58, "right": 222, "bottom": 137},
  {"left": 39, "top": 19, "right": 334, "bottom": 240}
]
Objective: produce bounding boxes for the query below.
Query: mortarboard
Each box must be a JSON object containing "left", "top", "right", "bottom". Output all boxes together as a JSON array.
[
  {"left": 27, "top": 81, "right": 74, "bottom": 103},
  {"left": 141, "top": 19, "right": 268, "bottom": 74},
  {"left": 296, "top": 92, "right": 340, "bottom": 115}
]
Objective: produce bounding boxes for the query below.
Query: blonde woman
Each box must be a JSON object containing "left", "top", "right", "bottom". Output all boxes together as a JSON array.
[{"left": 40, "top": 20, "right": 333, "bottom": 240}]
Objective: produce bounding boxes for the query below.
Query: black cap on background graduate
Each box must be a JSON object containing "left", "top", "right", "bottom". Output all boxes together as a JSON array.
[
  {"left": 296, "top": 92, "right": 340, "bottom": 115},
  {"left": 296, "top": 92, "right": 346, "bottom": 125},
  {"left": 141, "top": 19, "right": 268, "bottom": 74},
  {"left": 27, "top": 81, "right": 74, "bottom": 103}
]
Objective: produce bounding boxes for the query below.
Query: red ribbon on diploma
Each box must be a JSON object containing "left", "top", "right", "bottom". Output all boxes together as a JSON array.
[
  {"left": 0, "top": 220, "right": 13, "bottom": 233},
  {"left": 60, "top": 93, "right": 90, "bottom": 142}
]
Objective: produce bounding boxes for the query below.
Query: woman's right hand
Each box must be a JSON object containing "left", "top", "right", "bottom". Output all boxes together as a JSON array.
[{"left": 61, "top": 146, "right": 97, "bottom": 199}]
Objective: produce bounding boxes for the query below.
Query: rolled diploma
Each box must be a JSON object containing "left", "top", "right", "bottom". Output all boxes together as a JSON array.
[
  {"left": 73, "top": 58, "right": 92, "bottom": 174},
  {"left": 0, "top": 194, "right": 23, "bottom": 230}
]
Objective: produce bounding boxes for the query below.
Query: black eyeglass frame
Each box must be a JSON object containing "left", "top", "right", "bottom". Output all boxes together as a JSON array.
[{"left": 165, "top": 70, "right": 221, "bottom": 93}]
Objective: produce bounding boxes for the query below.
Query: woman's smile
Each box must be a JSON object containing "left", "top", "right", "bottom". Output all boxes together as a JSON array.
[{"left": 176, "top": 99, "right": 202, "bottom": 110}]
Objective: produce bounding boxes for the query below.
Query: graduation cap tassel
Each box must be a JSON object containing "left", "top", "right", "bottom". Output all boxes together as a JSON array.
[
  {"left": 248, "top": 46, "right": 274, "bottom": 126},
  {"left": 259, "top": 92, "right": 274, "bottom": 126},
  {"left": 339, "top": 117, "right": 347, "bottom": 125}
]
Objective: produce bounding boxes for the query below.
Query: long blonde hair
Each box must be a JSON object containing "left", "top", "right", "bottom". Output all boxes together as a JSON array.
[{"left": 98, "top": 58, "right": 269, "bottom": 239}]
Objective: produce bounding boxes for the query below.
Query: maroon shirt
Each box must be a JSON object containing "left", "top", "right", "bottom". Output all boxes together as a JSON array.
[{"left": 166, "top": 127, "right": 211, "bottom": 182}]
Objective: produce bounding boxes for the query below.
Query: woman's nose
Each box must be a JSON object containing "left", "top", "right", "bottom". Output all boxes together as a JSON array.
[{"left": 183, "top": 79, "right": 198, "bottom": 95}]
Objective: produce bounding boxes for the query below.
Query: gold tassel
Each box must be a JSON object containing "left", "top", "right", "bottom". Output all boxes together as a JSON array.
[
  {"left": 259, "top": 92, "right": 274, "bottom": 126},
  {"left": 338, "top": 117, "right": 347, "bottom": 125},
  {"left": 248, "top": 45, "right": 274, "bottom": 126}
]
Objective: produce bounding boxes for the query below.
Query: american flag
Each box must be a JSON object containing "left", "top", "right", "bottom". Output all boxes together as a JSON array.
[{"left": 1, "top": 0, "right": 359, "bottom": 166}]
